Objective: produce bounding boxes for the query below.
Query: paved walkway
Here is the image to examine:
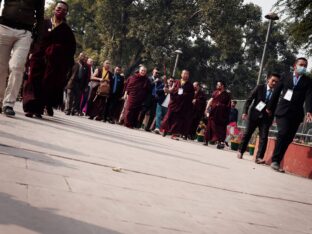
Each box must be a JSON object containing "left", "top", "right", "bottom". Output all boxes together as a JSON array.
[{"left": 0, "top": 103, "right": 311, "bottom": 234}]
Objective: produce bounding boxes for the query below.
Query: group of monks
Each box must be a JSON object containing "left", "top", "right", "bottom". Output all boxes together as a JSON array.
[{"left": 70, "top": 62, "right": 233, "bottom": 149}]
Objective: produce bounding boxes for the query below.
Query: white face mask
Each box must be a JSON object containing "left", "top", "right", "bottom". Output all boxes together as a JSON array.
[{"left": 296, "top": 65, "right": 307, "bottom": 75}]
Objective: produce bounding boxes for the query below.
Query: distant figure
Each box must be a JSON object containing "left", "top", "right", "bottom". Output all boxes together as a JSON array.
[
  {"left": 204, "top": 81, "right": 231, "bottom": 149},
  {"left": 124, "top": 66, "right": 151, "bottom": 128},
  {"left": 106, "top": 66, "right": 125, "bottom": 123},
  {"left": 229, "top": 100, "right": 238, "bottom": 124},
  {"left": 161, "top": 70, "right": 195, "bottom": 140},
  {"left": 23, "top": 1, "right": 76, "bottom": 118},
  {"left": 188, "top": 82, "right": 207, "bottom": 139},
  {"left": 86, "top": 60, "right": 113, "bottom": 120},
  {"left": 65, "top": 52, "right": 90, "bottom": 115}
]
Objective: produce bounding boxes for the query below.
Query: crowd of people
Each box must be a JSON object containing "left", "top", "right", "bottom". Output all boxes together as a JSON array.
[{"left": 0, "top": 1, "right": 311, "bottom": 173}]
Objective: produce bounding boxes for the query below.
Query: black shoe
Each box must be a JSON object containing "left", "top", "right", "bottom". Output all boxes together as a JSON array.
[
  {"left": 217, "top": 142, "right": 225, "bottom": 149},
  {"left": 65, "top": 112, "right": 70, "bottom": 115},
  {"left": 25, "top": 112, "right": 34, "bottom": 118},
  {"left": 0, "top": 106, "right": 2, "bottom": 114},
  {"left": 237, "top": 152, "right": 243, "bottom": 159},
  {"left": 182, "top": 135, "right": 187, "bottom": 140},
  {"left": 3, "top": 106, "right": 15, "bottom": 117},
  {"left": 203, "top": 141, "right": 208, "bottom": 146},
  {"left": 45, "top": 106, "right": 54, "bottom": 116},
  {"left": 162, "top": 131, "right": 167, "bottom": 137},
  {"left": 255, "top": 158, "right": 265, "bottom": 164},
  {"left": 271, "top": 162, "right": 280, "bottom": 171}
]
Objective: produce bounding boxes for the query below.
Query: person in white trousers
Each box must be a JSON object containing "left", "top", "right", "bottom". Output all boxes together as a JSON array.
[{"left": 0, "top": 0, "right": 45, "bottom": 116}]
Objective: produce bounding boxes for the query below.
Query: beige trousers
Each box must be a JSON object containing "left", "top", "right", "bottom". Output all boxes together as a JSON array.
[{"left": 0, "top": 24, "right": 32, "bottom": 108}]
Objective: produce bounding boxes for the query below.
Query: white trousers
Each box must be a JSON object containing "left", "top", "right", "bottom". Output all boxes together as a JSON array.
[{"left": 0, "top": 24, "right": 32, "bottom": 108}]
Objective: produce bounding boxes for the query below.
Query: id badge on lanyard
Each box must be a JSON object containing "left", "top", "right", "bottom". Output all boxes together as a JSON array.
[{"left": 283, "top": 89, "right": 293, "bottom": 101}]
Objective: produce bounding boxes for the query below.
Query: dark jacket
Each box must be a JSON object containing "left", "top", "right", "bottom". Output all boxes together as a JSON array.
[
  {"left": 267, "top": 73, "right": 312, "bottom": 123},
  {"left": 111, "top": 74, "right": 125, "bottom": 98},
  {"left": 243, "top": 84, "right": 275, "bottom": 122},
  {"left": 0, "top": 0, "right": 45, "bottom": 31},
  {"left": 153, "top": 80, "right": 166, "bottom": 105},
  {"left": 66, "top": 62, "right": 90, "bottom": 90}
]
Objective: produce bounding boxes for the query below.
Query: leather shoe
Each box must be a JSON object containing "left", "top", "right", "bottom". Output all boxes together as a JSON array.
[
  {"left": 255, "top": 158, "right": 265, "bottom": 164},
  {"left": 25, "top": 112, "right": 34, "bottom": 118},
  {"left": 3, "top": 106, "right": 15, "bottom": 117},
  {"left": 271, "top": 162, "right": 280, "bottom": 171},
  {"left": 237, "top": 152, "right": 243, "bottom": 159},
  {"left": 171, "top": 135, "right": 179, "bottom": 141}
]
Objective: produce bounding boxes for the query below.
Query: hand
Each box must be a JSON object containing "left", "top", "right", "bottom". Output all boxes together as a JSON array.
[
  {"left": 306, "top": 112, "right": 312, "bottom": 123},
  {"left": 266, "top": 109, "right": 272, "bottom": 116},
  {"left": 164, "top": 87, "right": 169, "bottom": 93},
  {"left": 242, "top": 114, "right": 248, "bottom": 120},
  {"left": 192, "top": 99, "right": 196, "bottom": 104}
]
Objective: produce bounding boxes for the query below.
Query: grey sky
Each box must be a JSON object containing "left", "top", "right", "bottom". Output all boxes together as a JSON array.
[{"left": 244, "top": 0, "right": 276, "bottom": 17}]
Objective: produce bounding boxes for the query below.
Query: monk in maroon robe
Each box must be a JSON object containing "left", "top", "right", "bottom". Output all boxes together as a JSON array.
[
  {"left": 124, "top": 66, "right": 151, "bottom": 128},
  {"left": 86, "top": 60, "right": 113, "bottom": 120},
  {"left": 188, "top": 82, "right": 207, "bottom": 138},
  {"left": 23, "top": 1, "right": 76, "bottom": 118},
  {"left": 204, "top": 81, "right": 231, "bottom": 148},
  {"left": 161, "top": 70, "right": 195, "bottom": 140}
]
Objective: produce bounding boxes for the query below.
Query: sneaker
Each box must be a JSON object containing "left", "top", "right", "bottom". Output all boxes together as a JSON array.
[
  {"left": 3, "top": 106, "right": 15, "bottom": 117},
  {"left": 270, "top": 162, "right": 280, "bottom": 171},
  {"left": 154, "top": 128, "right": 160, "bottom": 134}
]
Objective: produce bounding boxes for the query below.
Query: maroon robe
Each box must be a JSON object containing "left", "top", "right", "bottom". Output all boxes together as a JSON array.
[
  {"left": 189, "top": 89, "right": 207, "bottom": 137},
  {"left": 23, "top": 19, "right": 76, "bottom": 114},
  {"left": 161, "top": 80, "right": 195, "bottom": 135},
  {"left": 124, "top": 74, "right": 150, "bottom": 128},
  {"left": 205, "top": 90, "right": 231, "bottom": 142},
  {"left": 86, "top": 68, "right": 113, "bottom": 119}
]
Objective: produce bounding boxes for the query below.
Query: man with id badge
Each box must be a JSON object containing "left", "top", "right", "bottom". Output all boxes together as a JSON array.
[
  {"left": 267, "top": 57, "right": 312, "bottom": 172},
  {"left": 237, "top": 73, "right": 280, "bottom": 163}
]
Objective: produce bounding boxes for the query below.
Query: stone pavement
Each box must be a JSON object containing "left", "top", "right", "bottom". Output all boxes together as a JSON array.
[{"left": 0, "top": 103, "right": 311, "bottom": 234}]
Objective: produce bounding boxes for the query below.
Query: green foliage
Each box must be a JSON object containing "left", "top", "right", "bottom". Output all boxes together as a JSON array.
[{"left": 275, "top": 0, "right": 312, "bottom": 55}]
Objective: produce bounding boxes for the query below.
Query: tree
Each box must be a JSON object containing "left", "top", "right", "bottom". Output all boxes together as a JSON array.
[{"left": 275, "top": 0, "right": 312, "bottom": 55}]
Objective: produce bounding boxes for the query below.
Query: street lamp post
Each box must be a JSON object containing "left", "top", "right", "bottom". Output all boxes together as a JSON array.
[
  {"left": 257, "top": 12, "right": 279, "bottom": 85},
  {"left": 172, "top": 49, "right": 183, "bottom": 78}
]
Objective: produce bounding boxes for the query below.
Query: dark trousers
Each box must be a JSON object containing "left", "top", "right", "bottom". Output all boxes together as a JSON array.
[
  {"left": 105, "top": 94, "right": 121, "bottom": 121},
  {"left": 137, "top": 100, "right": 157, "bottom": 129},
  {"left": 65, "top": 85, "right": 82, "bottom": 114},
  {"left": 239, "top": 117, "right": 271, "bottom": 159},
  {"left": 271, "top": 116, "right": 301, "bottom": 164}
]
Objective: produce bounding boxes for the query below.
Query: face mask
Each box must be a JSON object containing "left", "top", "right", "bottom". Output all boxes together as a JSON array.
[{"left": 296, "top": 66, "right": 307, "bottom": 75}]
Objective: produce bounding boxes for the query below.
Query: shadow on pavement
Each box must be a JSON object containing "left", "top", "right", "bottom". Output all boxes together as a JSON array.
[
  {"left": 42, "top": 117, "right": 229, "bottom": 170},
  {"left": 0, "top": 144, "right": 76, "bottom": 169},
  {"left": 0, "top": 192, "right": 122, "bottom": 234},
  {"left": 0, "top": 130, "right": 87, "bottom": 158}
]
